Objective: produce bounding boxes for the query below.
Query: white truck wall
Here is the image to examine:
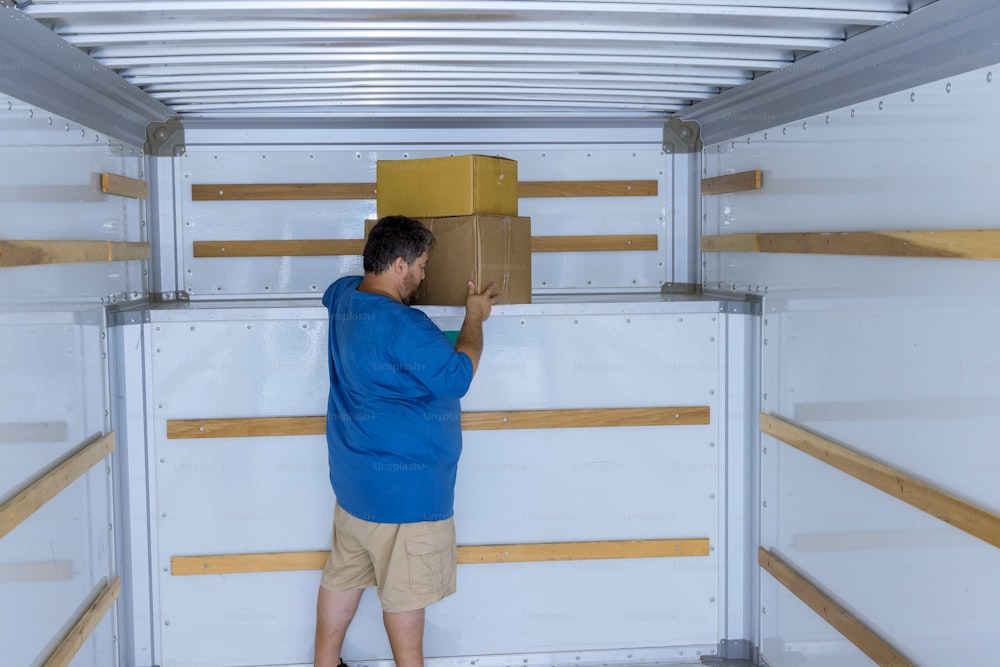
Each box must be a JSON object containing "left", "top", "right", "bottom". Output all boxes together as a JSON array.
[
  {"left": 156, "top": 122, "right": 692, "bottom": 300},
  {"left": 135, "top": 300, "right": 744, "bottom": 667},
  {"left": 0, "top": 93, "right": 147, "bottom": 667},
  {"left": 121, "top": 124, "right": 752, "bottom": 666},
  {"left": 703, "top": 63, "right": 1000, "bottom": 666}
]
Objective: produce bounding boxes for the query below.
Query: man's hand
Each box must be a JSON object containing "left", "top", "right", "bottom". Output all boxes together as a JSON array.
[
  {"left": 455, "top": 281, "right": 498, "bottom": 377},
  {"left": 465, "top": 281, "right": 498, "bottom": 322}
]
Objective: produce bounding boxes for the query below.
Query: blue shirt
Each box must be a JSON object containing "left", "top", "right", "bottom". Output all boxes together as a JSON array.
[{"left": 323, "top": 275, "right": 474, "bottom": 523}]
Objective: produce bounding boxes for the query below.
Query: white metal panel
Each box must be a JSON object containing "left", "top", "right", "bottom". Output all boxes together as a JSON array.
[
  {"left": 143, "top": 299, "right": 726, "bottom": 666},
  {"left": 68, "top": 612, "right": 118, "bottom": 667},
  {"left": 0, "top": 91, "right": 141, "bottom": 667},
  {"left": 175, "top": 140, "right": 669, "bottom": 297},
  {"left": 108, "top": 318, "right": 157, "bottom": 667},
  {"left": 759, "top": 582, "right": 877, "bottom": 667},
  {"left": 20, "top": 1, "right": 910, "bottom": 120},
  {"left": 718, "top": 310, "right": 759, "bottom": 648},
  {"left": 0, "top": 94, "right": 147, "bottom": 306},
  {"left": 684, "top": 0, "right": 997, "bottom": 144},
  {"left": 0, "top": 307, "right": 118, "bottom": 667},
  {"left": 0, "top": 308, "right": 108, "bottom": 500},
  {"left": 702, "top": 62, "right": 1000, "bottom": 295},
  {"left": 0, "top": 467, "right": 114, "bottom": 667},
  {"left": 704, "top": 60, "right": 1000, "bottom": 667}
]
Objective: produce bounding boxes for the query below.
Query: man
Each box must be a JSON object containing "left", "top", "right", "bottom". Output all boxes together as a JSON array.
[{"left": 315, "top": 215, "right": 497, "bottom": 667}]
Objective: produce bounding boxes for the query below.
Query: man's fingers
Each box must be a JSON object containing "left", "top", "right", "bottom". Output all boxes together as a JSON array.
[
  {"left": 480, "top": 281, "right": 499, "bottom": 297},
  {"left": 467, "top": 280, "right": 477, "bottom": 296}
]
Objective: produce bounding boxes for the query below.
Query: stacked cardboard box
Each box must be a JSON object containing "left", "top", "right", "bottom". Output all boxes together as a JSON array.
[{"left": 374, "top": 155, "right": 532, "bottom": 306}]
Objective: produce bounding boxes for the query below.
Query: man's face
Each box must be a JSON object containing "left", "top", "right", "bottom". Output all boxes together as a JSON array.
[{"left": 401, "top": 251, "right": 429, "bottom": 304}]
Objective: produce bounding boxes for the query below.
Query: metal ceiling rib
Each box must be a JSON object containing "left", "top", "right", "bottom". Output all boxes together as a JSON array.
[{"left": 20, "top": 0, "right": 918, "bottom": 120}]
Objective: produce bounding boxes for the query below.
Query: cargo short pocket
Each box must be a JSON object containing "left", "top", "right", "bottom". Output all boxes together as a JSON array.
[{"left": 403, "top": 522, "right": 456, "bottom": 596}]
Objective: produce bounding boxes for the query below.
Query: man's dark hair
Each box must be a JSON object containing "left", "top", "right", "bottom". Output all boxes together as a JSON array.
[{"left": 363, "top": 215, "right": 435, "bottom": 274}]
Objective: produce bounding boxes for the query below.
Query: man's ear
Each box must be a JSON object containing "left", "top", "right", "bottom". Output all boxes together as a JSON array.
[{"left": 392, "top": 256, "right": 408, "bottom": 274}]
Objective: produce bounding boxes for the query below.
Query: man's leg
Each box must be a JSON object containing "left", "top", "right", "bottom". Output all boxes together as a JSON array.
[
  {"left": 314, "top": 586, "right": 364, "bottom": 667},
  {"left": 383, "top": 608, "right": 425, "bottom": 667}
]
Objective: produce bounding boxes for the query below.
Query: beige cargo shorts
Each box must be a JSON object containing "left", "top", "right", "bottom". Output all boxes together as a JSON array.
[{"left": 320, "top": 503, "right": 457, "bottom": 612}]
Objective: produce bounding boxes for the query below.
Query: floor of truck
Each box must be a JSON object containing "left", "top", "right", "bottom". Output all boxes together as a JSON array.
[{"left": 660, "top": 662, "right": 755, "bottom": 666}]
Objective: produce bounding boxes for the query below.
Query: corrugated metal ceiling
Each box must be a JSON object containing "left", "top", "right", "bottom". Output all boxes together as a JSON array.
[{"left": 21, "top": 1, "right": 930, "bottom": 120}]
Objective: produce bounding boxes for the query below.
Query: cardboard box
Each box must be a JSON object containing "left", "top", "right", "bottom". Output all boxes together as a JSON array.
[
  {"left": 364, "top": 215, "right": 532, "bottom": 306},
  {"left": 376, "top": 155, "right": 518, "bottom": 218}
]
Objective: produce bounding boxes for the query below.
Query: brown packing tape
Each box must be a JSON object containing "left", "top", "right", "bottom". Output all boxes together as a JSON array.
[{"left": 501, "top": 216, "right": 511, "bottom": 298}]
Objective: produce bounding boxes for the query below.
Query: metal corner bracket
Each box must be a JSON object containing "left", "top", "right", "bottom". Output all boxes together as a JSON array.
[
  {"left": 662, "top": 116, "right": 702, "bottom": 154},
  {"left": 700, "top": 639, "right": 756, "bottom": 663},
  {"left": 661, "top": 282, "right": 703, "bottom": 295},
  {"left": 145, "top": 118, "right": 186, "bottom": 157}
]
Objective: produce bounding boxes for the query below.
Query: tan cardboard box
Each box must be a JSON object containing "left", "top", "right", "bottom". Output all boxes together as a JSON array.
[
  {"left": 376, "top": 155, "right": 518, "bottom": 218},
  {"left": 364, "top": 215, "right": 532, "bottom": 306}
]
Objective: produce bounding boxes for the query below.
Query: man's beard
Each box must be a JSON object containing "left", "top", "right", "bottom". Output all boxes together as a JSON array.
[{"left": 402, "top": 276, "right": 421, "bottom": 305}]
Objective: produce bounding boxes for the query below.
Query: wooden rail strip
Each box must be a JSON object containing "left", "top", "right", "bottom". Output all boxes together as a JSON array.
[
  {"left": 700, "top": 233, "right": 760, "bottom": 253},
  {"left": 460, "top": 537, "right": 710, "bottom": 563},
  {"left": 461, "top": 406, "right": 709, "bottom": 430},
  {"left": 530, "top": 234, "right": 658, "bottom": 253},
  {"left": 171, "top": 538, "right": 710, "bottom": 575},
  {"left": 42, "top": 576, "right": 121, "bottom": 667},
  {"left": 760, "top": 413, "right": 1000, "bottom": 550},
  {"left": 192, "top": 180, "right": 657, "bottom": 201},
  {"left": 702, "top": 229, "right": 1000, "bottom": 259},
  {"left": 193, "top": 239, "right": 365, "bottom": 258},
  {"left": 193, "top": 235, "right": 657, "bottom": 258},
  {"left": 168, "top": 416, "right": 325, "bottom": 439},
  {"left": 0, "top": 433, "right": 115, "bottom": 540},
  {"left": 0, "top": 241, "right": 150, "bottom": 267},
  {"left": 518, "top": 180, "right": 658, "bottom": 197},
  {"left": 167, "top": 407, "right": 710, "bottom": 440},
  {"left": 100, "top": 172, "right": 148, "bottom": 199},
  {"left": 193, "top": 183, "right": 377, "bottom": 201},
  {"left": 701, "top": 170, "right": 762, "bottom": 195},
  {"left": 759, "top": 547, "right": 914, "bottom": 667}
]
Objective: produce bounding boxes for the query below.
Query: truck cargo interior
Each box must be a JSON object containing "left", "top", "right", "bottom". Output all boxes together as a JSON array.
[{"left": 2, "top": 1, "right": 999, "bottom": 666}]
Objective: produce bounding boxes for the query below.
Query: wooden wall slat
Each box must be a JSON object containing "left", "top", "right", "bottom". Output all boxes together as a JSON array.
[
  {"left": 519, "top": 180, "right": 658, "bottom": 197},
  {"left": 167, "top": 416, "right": 326, "bottom": 439},
  {"left": 0, "top": 433, "right": 115, "bottom": 540},
  {"left": 167, "top": 406, "right": 710, "bottom": 440},
  {"left": 700, "top": 233, "right": 760, "bottom": 253},
  {"left": 192, "top": 180, "right": 657, "bottom": 201},
  {"left": 192, "top": 235, "right": 657, "bottom": 258},
  {"left": 701, "top": 230, "right": 1000, "bottom": 260},
  {"left": 462, "top": 406, "right": 709, "bottom": 430},
  {"left": 42, "top": 576, "right": 121, "bottom": 667},
  {"left": 530, "top": 235, "right": 658, "bottom": 253},
  {"left": 460, "top": 538, "right": 710, "bottom": 563},
  {"left": 193, "top": 239, "right": 365, "bottom": 258},
  {"left": 192, "top": 183, "right": 377, "bottom": 201},
  {"left": 759, "top": 548, "right": 915, "bottom": 667},
  {"left": 173, "top": 551, "right": 328, "bottom": 575},
  {"left": 171, "top": 538, "right": 710, "bottom": 575},
  {"left": 760, "top": 413, "right": 1000, "bottom": 550},
  {"left": 701, "top": 170, "right": 762, "bottom": 195},
  {"left": 100, "top": 172, "right": 148, "bottom": 199},
  {"left": 760, "top": 230, "right": 1000, "bottom": 258},
  {"left": 0, "top": 241, "right": 150, "bottom": 267}
]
